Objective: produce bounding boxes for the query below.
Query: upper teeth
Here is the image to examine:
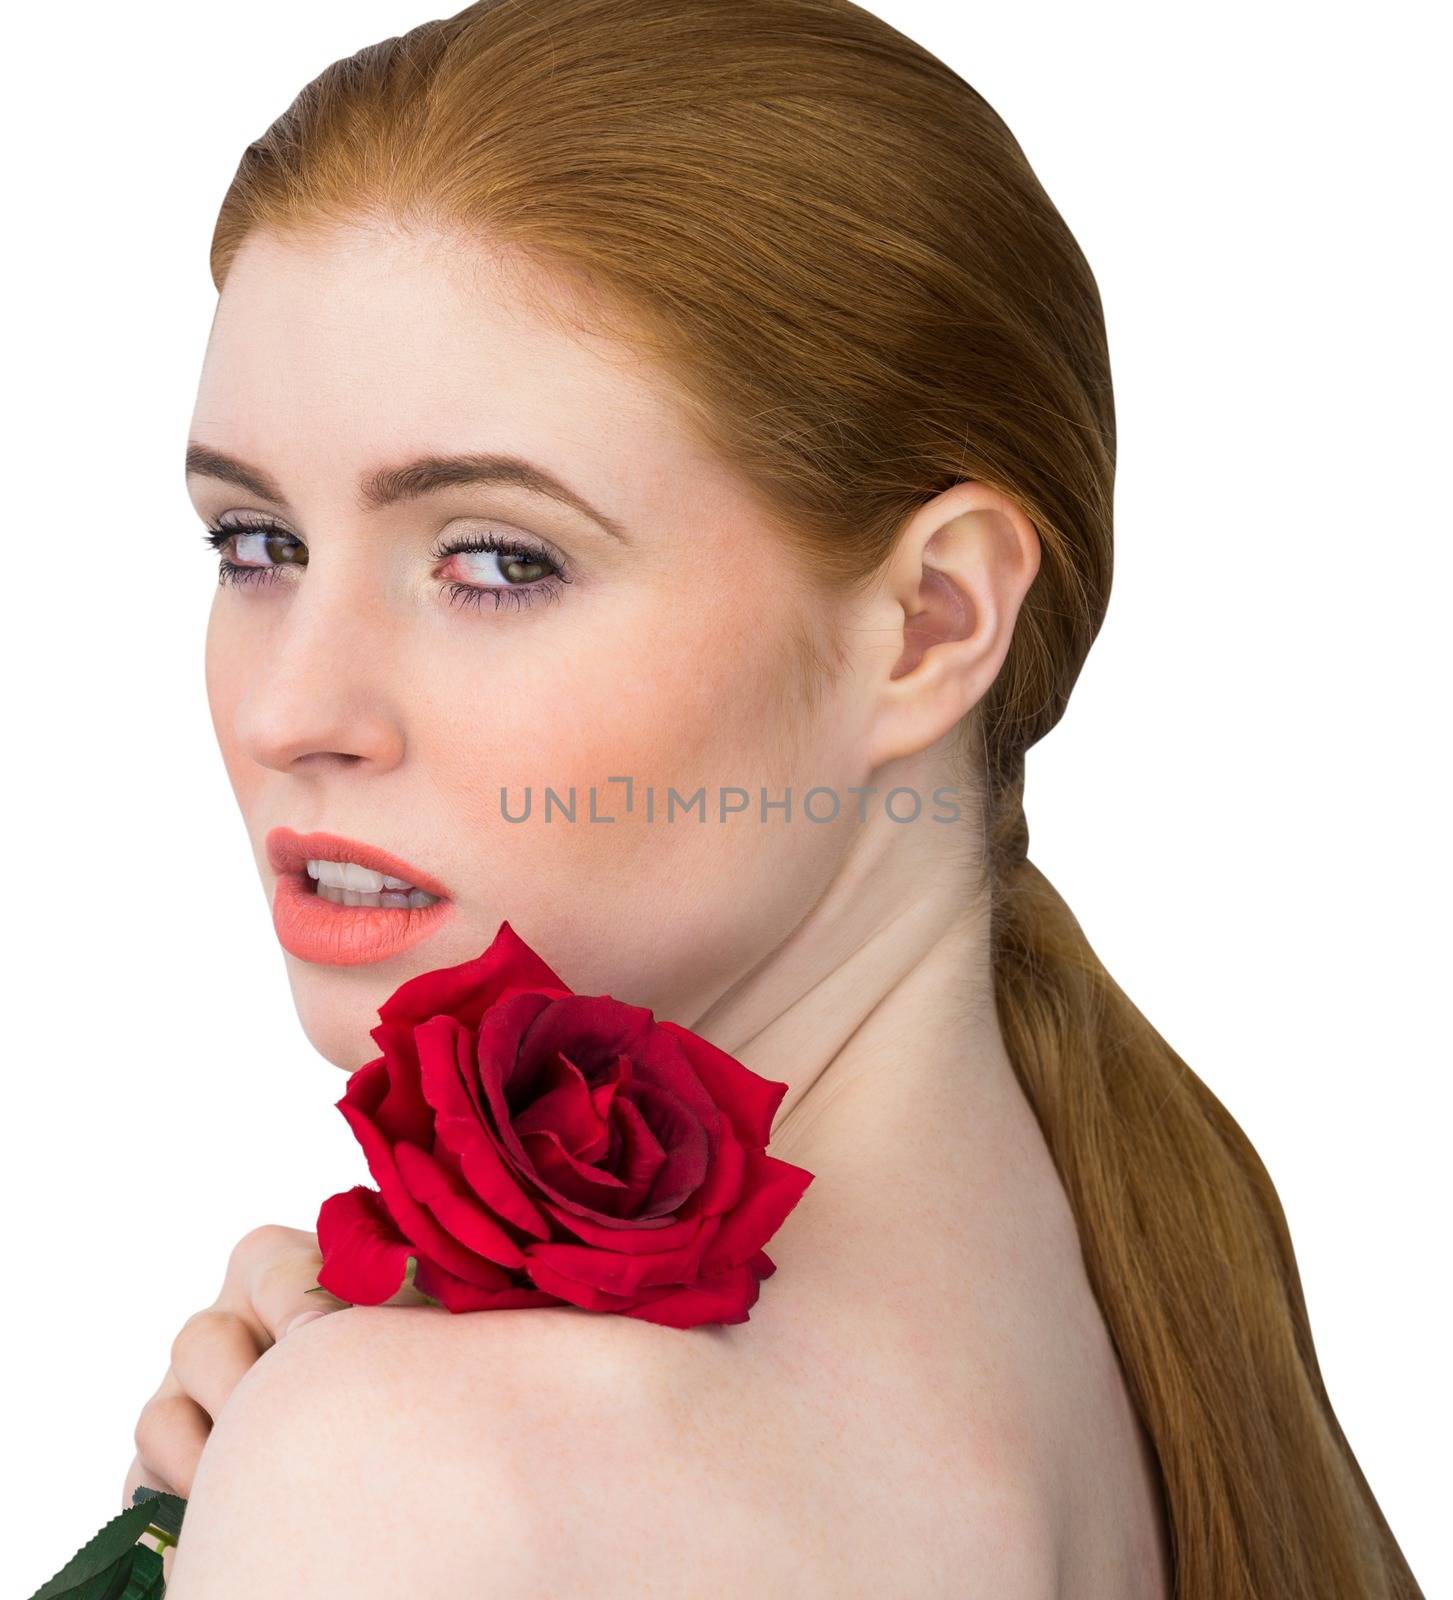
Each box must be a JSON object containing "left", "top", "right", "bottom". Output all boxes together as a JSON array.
[{"left": 306, "top": 859, "right": 418, "bottom": 893}]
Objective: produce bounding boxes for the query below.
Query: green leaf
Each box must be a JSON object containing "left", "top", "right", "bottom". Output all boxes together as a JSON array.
[
  {"left": 26, "top": 1504, "right": 159, "bottom": 1600},
  {"left": 115, "top": 1543, "right": 165, "bottom": 1599},
  {"left": 67, "top": 1545, "right": 146, "bottom": 1600},
  {"left": 128, "top": 1488, "right": 185, "bottom": 1541}
]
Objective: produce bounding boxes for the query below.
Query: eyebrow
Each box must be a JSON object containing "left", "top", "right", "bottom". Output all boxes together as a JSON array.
[{"left": 184, "top": 443, "right": 629, "bottom": 542}]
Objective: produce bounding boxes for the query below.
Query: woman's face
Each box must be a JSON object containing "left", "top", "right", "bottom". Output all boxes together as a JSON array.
[{"left": 190, "top": 225, "right": 872, "bottom": 1070}]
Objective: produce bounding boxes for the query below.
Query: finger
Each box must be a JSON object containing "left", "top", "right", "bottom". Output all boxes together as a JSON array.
[
  {"left": 140, "top": 1361, "right": 187, "bottom": 1409},
  {"left": 122, "top": 1452, "right": 180, "bottom": 1509},
  {"left": 230, "top": 1244, "right": 348, "bottom": 1346},
  {"left": 219, "top": 1224, "right": 317, "bottom": 1294},
  {"left": 217, "top": 1225, "right": 329, "bottom": 1328},
  {"left": 170, "top": 1308, "right": 264, "bottom": 1422},
  {"left": 124, "top": 1366, "right": 186, "bottom": 1506},
  {"left": 134, "top": 1392, "right": 210, "bottom": 1500}
]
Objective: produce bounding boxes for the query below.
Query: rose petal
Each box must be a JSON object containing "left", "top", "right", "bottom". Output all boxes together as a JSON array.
[
  {"left": 523, "top": 1253, "right": 653, "bottom": 1313},
  {"left": 394, "top": 1140, "right": 529, "bottom": 1268},
  {"left": 377, "top": 921, "right": 573, "bottom": 1029},
  {"left": 619, "top": 1262, "right": 763, "bottom": 1329},
  {"left": 356, "top": 1027, "right": 435, "bottom": 1147},
  {"left": 630, "top": 1081, "right": 711, "bottom": 1217},
  {"left": 657, "top": 1020, "right": 788, "bottom": 1148},
  {"left": 475, "top": 1000, "right": 656, "bottom": 1224},
  {"left": 474, "top": 992, "right": 561, "bottom": 1132},
  {"left": 702, "top": 1149, "right": 815, "bottom": 1271},
  {"left": 511, "top": 994, "right": 657, "bottom": 1105},
  {"left": 415, "top": 1017, "right": 555, "bottom": 1239},
  {"left": 588, "top": 1053, "right": 632, "bottom": 1128},
  {"left": 338, "top": 1056, "right": 388, "bottom": 1119},
  {"left": 522, "top": 1123, "right": 631, "bottom": 1205},
  {"left": 513, "top": 1048, "right": 611, "bottom": 1160},
  {"left": 525, "top": 1218, "right": 718, "bottom": 1297},
  {"left": 338, "top": 1098, "right": 521, "bottom": 1289},
  {"left": 624, "top": 1027, "right": 724, "bottom": 1131},
  {"left": 437, "top": 1117, "right": 552, "bottom": 1239},
  {"left": 411, "top": 1013, "right": 479, "bottom": 1124},
  {"left": 465, "top": 991, "right": 555, "bottom": 1125},
  {"left": 407, "top": 992, "right": 550, "bottom": 1201},
  {"left": 315, "top": 1185, "right": 414, "bottom": 1305},
  {"left": 605, "top": 1093, "right": 669, "bottom": 1212},
  {"left": 692, "top": 1123, "right": 747, "bottom": 1219},
  {"left": 414, "top": 1254, "right": 565, "bottom": 1312},
  {"left": 541, "top": 1196, "right": 702, "bottom": 1252}
]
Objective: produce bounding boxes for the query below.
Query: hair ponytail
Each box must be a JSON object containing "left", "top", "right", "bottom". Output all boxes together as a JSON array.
[
  {"left": 983, "top": 756, "right": 1422, "bottom": 1598},
  {"left": 211, "top": 1, "right": 1424, "bottom": 1590}
]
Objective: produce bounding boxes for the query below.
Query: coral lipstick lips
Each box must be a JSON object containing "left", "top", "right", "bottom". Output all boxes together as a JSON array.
[
  {"left": 267, "top": 828, "right": 453, "bottom": 898},
  {"left": 265, "top": 826, "right": 455, "bottom": 967}
]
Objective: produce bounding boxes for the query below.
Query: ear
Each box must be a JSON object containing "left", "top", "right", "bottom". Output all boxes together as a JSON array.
[{"left": 861, "top": 481, "right": 1041, "bottom": 771}]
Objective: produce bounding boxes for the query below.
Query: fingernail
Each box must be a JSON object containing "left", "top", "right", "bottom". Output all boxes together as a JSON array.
[{"left": 283, "top": 1310, "right": 327, "bottom": 1337}]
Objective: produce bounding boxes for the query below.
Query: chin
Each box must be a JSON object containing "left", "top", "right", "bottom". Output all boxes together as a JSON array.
[
  {"left": 285, "top": 980, "right": 384, "bottom": 1074},
  {"left": 307, "top": 1020, "right": 374, "bottom": 1074}
]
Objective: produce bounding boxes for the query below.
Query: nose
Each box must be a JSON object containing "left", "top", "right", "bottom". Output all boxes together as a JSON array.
[{"left": 224, "top": 558, "right": 407, "bottom": 776}]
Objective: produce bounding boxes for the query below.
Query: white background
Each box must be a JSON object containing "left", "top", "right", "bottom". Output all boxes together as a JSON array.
[{"left": 2, "top": 1, "right": 1446, "bottom": 1593}]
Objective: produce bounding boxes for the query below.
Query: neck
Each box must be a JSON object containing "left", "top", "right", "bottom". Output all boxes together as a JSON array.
[{"left": 686, "top": 824, "right": 1014, "bottom": 1168}]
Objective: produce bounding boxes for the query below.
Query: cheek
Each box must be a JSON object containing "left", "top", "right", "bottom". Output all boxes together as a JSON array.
[
  {"left": 418, "top": 589, "right": 847, "bottom": 1007},
  {"left": 204, "top": 602, "right": 265, "bottom": 809},
  {"left": 429, "top": 580, "right": 805, "bottom": 813}
]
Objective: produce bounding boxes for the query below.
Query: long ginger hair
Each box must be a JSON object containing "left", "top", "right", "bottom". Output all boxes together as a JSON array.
[{"left": 206, "top": 3, "right": 1423, "bottom": 1593}]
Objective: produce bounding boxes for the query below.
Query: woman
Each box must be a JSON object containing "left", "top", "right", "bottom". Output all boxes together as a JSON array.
[{"left": 121, "top": 0, "right": 1423, "bottom": 1594}]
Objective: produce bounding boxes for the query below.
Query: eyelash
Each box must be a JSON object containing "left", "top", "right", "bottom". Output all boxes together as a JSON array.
[{"left": 199, "top": 520, "right": 570, "bottom": 612}]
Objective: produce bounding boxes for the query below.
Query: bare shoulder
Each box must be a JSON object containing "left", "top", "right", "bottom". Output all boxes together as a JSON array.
[
  {"left": 164, "top": 1299, "right": 1061, "bottom": 1598},
  {"left": 164, "top": 1302, "right": 684, "bottom": 1596}
]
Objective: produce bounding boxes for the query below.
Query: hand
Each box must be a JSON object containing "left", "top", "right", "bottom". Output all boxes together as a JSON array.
[{"left": 123, "top": 1224, "right": 349, "bottom": 1507}]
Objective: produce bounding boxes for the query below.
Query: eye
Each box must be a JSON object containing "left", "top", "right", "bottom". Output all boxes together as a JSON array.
[
  {"left": 430, "top": 530, "right": 570, "bottom": 613},
  {"left": 201, "top": 517, "right": 304, "bottom": 588},
  {"left": 199, "top": 519, "right": 571, "bottom": 613}
]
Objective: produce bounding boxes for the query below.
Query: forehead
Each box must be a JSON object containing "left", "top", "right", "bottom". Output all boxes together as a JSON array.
[{"left": 190, "top": 225, "right": 735, "bottom": 530}]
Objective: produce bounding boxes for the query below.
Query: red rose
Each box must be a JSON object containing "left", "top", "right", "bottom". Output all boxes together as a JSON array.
[{"left": 315, "top": 922, "right": 814, "bottom": 1329}]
